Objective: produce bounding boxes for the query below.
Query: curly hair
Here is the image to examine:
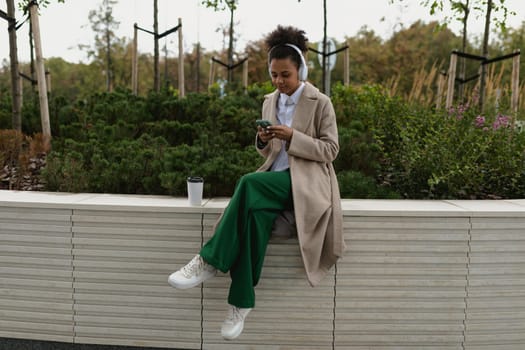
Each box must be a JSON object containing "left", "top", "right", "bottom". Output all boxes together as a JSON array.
[
  {"left": 265, "top": 25, "right": 308, "bottom": 70},
  {"left": 265, "top": 25, "right": 308, "bottom": 52}
]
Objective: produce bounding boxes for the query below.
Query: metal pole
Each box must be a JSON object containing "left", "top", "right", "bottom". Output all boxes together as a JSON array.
[
  {"left": 322, "top": 0, "right": 327, "bottom": 93},
  {"left": 479, "top": 0, "right": 492, "bottom": 111},
  {"left": 132, "top": 23, "right": 138, "bottom": 94},
  {"left": 105, "top": 19, "right": 112, "bottom": 92},
  {"left": 196, "top": 42, "right": 201, "bottom": 93},
  {"left": 227, "top": 5, "right": 234, "bottom": 83},
  {"left": 178, "top": 17, "right": 184, "bottom": 97},
  {"left": 153, "top": 0, "right": 160, "bottom": 91}
]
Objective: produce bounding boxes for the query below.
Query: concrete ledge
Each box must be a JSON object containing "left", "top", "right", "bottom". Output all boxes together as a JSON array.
[{"left": 1, "top": 190, "right": 525, "bottom": 349}]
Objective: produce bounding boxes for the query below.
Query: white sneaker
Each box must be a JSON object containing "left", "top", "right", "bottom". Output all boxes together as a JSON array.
[
  {"left": 221, "top": 304, "right": 252, "bottom": 340},
  {"left": 168, "top": 254, "right": 217, "bottom": 289}
]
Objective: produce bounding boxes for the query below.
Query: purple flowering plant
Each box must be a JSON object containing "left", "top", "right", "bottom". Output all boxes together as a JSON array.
[{"left": 373, "top": 99, "right": 525, "bottom": 199}]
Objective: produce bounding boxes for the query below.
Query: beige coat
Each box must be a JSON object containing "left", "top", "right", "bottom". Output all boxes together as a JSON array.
[{"left": 256, "top": 82, "right": 346, "bottom": 286}]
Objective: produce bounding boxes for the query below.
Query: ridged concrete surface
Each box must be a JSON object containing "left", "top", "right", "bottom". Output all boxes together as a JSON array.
[{"left": 1, "top": 191, "right": 524, "bottom": 349}]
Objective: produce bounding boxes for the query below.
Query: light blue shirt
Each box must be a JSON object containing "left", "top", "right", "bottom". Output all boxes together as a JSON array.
[{"left": 271, "top": 82, "right": 305, "bottom": 172}]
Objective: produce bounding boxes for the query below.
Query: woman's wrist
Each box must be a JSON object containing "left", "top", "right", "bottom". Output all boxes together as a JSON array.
[{"left": 257, "top": 136, "right": 268, "bottom": 149}]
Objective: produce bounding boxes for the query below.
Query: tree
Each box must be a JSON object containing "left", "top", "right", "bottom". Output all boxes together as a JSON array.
[
  {"left": 244, "top": 38, "right": 269, "bottom": 84},
  {"left": 343, "top": 27, "right": 388, "bottom": 85},
  {"left": 419, "top": 0, "right": 514, "bottom": 32},
  {"left": 498, "top": 20, "right": 525, "bottom": 80},
  {"left": 85, "top": 0, "right": 119, "bottom": 92},
  {"left": 300, "top": 0, "right": 329, "bottom": 93},
  {"left": 4, "top": 0, "right": 22, "bottom": 131},
  {"left": 390, "top": 0, "right": 515, "bottom": 109},
  {"left": 202, "top": 0, "right": 238, "bottom": 83},
  {"left": 385, "top": 21, "right": 462, "bottom": 97},
  {"left": 440, "top": 0, "right": 471, "bottom": 100}
]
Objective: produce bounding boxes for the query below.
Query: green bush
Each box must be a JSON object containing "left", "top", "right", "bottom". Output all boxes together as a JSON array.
[
  {"left": 375, "top": 104, "right": 525, "bottom": 199},
  {"left": 5, "top": 82, "right": 525, "bottom": 199},
  {"left": 331, "top": 83, "right": 409, "bottom": 177},
  {"left": 41, "top": 87, "right": 267, "bottom": 197},
  {"left": 42, "top": 150, "right": 89, "bottom": 192},
  {"left": 0, "top": 91, "right": 11, "bottom": 130},
  {"left": 44, "top": 133, "right": 168, "bottom": 194},
  {"left": 159, "top": 142, "right": 260, "bottom": 197},
  {"left": 337, "top": 170, "right": 401, "bottom": 199}
]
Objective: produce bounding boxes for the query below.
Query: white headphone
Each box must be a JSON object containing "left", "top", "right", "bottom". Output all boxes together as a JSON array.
[{"left": 268, "top": 43, "right": 308, "bottom": 81}]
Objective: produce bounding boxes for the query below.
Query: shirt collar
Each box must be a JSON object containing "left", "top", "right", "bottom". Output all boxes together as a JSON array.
[{"left": 279, "top": 82, "right": 305, "bottom": 107}]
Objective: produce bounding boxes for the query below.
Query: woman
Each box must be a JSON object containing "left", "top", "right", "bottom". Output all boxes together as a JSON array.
[{"left": 168, "top": 25, "right": 345, "bottom": 341}]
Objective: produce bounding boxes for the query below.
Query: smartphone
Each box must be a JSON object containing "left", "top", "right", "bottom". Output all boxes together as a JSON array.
[{"left": 256, "top": 119, "right": 272, "bottom": 128}]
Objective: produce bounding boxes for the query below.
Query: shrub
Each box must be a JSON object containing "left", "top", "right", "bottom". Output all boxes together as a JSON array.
[
  {"left": 44, "top": 133, "right": 168, "bottom": 194},
  {"left": 4, "top": 83, "right": 525, "bottom": 199},
  {"left": 0, "top": 130, "right": 48, "bottom": 190},
  {"left": 42, "top": 150, "right": 88, "bottom": 192},
  {"left": 376, "top": 103, "right": 525, "bottom": 199},
  {"left": 337, "top": 170, "right": 401, "bottom": 199},
  {"left": 332, "top": 83, "right": 409, "bottom": 177},
  {"left": 41, "top": 87, "right": 266, "bottom": 196},
  {"left": 159, "top": 136, "right": 261, "bottom": 197}
]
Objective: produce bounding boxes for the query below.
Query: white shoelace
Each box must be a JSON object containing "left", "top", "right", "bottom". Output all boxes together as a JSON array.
[
  {"left": 181, "top": 255, "right": 204, "bottom": 278},
  {"left": 225, "top": 305, "right": 250, "bottom": 324}
]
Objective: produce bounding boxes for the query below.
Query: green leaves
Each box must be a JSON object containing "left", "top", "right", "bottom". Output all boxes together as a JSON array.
[
  {"left": 331, "top": 82, "right": 525, "bottom": 199},
  {"left": 42, "top": 86, "right": 265, "bottom": 197},
  {"left": 18, "top": 82, "right": 525, "bottom": 199},
  {"left": 201, "top": 0, "right": 238, "bottom": 12},
  {"left": 378, "top": 104, "right": 525, "bottom": 199}
]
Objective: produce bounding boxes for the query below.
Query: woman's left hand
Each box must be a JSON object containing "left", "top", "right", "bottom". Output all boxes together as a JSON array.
[{"left": 267, "top": 125, "right": 293, "bottom": 142}]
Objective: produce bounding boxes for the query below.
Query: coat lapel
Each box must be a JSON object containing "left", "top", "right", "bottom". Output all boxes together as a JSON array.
[
  {"left": 266, "top": 91, "right": 279, "bottom": 125},
  {"left": 291, "top": 83, "right": 318, "bottom": 134}
]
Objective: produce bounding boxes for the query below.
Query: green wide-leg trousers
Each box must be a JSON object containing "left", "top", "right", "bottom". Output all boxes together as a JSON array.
[{"left": 199, "top": 170, "right": 292, "bottom": 308}]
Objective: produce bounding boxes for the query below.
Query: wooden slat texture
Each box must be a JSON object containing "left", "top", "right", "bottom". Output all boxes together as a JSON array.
[
  {"left": 0, "top": 206, "right": 74, "bottom": 343},
  {"left": 71, "top": 209, "right": 202, "bottom": 349},
  {"left": 201, "top": 212, "right": 335, "bottom": 350},
  {"left": 335, "top": 216, "right": 469, "bottom": 350},
  {"left": 2, "top": 191, "right": 525, "bottom": 349},
  {"left": 464, "top": 217, "right": 525, "bottom": 350}
]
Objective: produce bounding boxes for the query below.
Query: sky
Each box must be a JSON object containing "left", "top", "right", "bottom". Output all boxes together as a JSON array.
[{"left": 1, "top": 0, "right": 524, "bottom": 64}]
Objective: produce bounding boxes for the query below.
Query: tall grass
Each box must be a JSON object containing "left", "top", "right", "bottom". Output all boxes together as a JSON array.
[{"left": 386, "top": 59, "right": 524, "bottom": 120}]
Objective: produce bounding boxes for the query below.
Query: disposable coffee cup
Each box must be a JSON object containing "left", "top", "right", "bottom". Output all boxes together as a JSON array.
[{"left": 187, "top": 176, "right": 204, "bottom": 206}]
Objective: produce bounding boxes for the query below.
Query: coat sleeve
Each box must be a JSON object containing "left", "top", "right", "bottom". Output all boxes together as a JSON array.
[
  {"left": 255, "top": 134, "right": 271, "bottom": 156},
  {"left": 287, "top": 96, "right": 339, "bottom": 163},
  {"left": 255, "top": 93, "right": 280, "bottom": 170},
  {"left": 255, "top": 97, "right": 272, "bottom": 159}
]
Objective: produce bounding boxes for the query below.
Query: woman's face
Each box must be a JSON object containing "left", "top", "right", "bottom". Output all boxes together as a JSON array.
[{"left": 269, "top": 57, "right": 301, "bottom": 96}]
